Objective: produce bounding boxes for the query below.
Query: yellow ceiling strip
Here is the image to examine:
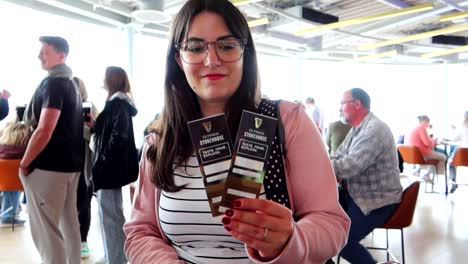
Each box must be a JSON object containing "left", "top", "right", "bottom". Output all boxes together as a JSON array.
[
  {"left": 440, "top": 11, "right": 468, "bottom": 22},
  {"left": 421, "top": 45, "right": 468, "bottom": 58},
  {"left": 294, "top": 3, "right": 433, "bottom": 36},
  {"left": 248, "top": 17, "right": 269, "bottom": 27},
  {"left": 358, "top": 23, "right": 468, "bottom": 50},
  {"left": 347, "top": 50, "right": 398, "bottom": 62}
]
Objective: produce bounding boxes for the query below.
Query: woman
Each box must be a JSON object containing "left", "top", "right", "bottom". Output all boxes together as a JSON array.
[
  {"left": 92, "top": 66, "right": 138, "bottom": 264},
  {"left": 0, "top": 121, "right": 31, "bottom": 226},
  {"left": 72, "top": 76, "right": 98, "bottom": 258},
  {"left": 123, "top": 0, "right": 350, "bottom": 263}
]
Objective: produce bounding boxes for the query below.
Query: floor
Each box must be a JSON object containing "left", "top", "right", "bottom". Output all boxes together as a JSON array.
[{"left": 1, "top": 172, "right": 467, "bottom": 264}]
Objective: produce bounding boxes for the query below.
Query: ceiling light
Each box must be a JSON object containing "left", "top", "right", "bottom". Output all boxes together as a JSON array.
[
  {"left": 358, "top": 24, "right": 468, "bottom": 50},
  {"left": 421, "top": 45, "right": 468, "bottom": 58},
  {"left": 440, "top": 11, "right": 468, "bottom": 22},
  {"left": 294, "top": 3, "right": 433, "bottom": 36},
  {"left": 248, "top": 17, "right": 269, "bottom": 27},
  {"left": 131, "top": 10, "right": 171, "bottom": 24},
  {"left": 346, "top": 50, "right": 398, "bottom": 62},
  {"left": 231, "top": 0, "right": 264, "bottom": 6}
]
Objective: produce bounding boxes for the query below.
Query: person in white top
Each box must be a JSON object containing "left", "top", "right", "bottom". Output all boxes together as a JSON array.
[{"left": 448, "top": 111, "right": 468, "bottom": 193}]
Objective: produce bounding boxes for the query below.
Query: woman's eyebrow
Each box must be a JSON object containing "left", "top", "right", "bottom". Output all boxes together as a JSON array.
[{"left": 185, "top": 34, "right": 235, "bottom": 42}]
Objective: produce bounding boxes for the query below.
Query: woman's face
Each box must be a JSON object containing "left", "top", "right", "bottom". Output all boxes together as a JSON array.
[{"left": 176, "top": 11, "right": 244, "bottom": 110}]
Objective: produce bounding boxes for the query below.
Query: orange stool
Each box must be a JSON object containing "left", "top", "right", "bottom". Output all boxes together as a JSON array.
[
  {"left": 367, "top": 181, "right": 420, "bottom": 264},
  {"left": 398, "top": 145, "right": 446, "bottom": 195}
]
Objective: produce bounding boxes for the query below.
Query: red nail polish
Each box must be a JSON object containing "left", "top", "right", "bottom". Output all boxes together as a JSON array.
[
  {"left": 233, "top": 200, "right": 241, "bottom": 208},
  {"left": 225, "top": 209, "right": 234, "bottom": 217},
  {"left": 222, "top": 217, "right": 231, "bottom": 225},
  {"left": 224, "top": 226, "right": 232, "bottom": 232}
]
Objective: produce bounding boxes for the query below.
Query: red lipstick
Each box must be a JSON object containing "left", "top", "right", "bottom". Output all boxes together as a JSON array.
[{"left": 204, "top": 74, "right": 225, "bottom": 80}]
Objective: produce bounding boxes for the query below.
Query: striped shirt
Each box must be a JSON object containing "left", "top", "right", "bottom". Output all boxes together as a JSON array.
[{"left": 159, "top": 154, "right": 266, "bottom": 263}]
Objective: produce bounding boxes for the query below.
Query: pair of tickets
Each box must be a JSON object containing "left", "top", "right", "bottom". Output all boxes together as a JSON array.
[{"left": 188, "top": 111, "right": 277, "bottom": 217}]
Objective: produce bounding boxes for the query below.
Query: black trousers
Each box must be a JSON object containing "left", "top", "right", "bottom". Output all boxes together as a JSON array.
[{"left": 76, "top": 170, "right": 92, "bottom": 242}]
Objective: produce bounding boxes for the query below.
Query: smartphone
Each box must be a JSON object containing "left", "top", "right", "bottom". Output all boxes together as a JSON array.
[{"left": 83, "top": 103, "right": 91, "bottom": 122}]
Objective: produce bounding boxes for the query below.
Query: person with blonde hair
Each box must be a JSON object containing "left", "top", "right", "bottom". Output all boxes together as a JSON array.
[
  {"left": 72, "top": 76, "right": 98, "bottom": 258},
  {"left": 0, "top": 121, "right": 31, "bottom": 227}
]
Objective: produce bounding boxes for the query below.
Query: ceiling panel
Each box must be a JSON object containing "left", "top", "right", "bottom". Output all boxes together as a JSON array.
[{"left": 8, "top": 0, "right": 468, "bottom": 64}]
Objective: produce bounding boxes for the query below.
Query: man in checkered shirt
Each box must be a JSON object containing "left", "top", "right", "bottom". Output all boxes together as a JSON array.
[{"left": 331, "top": 88, "right": 403, "bottom": 264}]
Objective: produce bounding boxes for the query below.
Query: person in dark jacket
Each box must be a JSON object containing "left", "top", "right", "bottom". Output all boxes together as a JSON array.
[
  {"left": 0, "top": 89, "right": 11, "bottom": 121},
  {"left": 92, "top": 66, "right": 138, "bottom": 264}
]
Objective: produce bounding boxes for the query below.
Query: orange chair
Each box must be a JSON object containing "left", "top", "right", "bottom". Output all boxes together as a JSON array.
[
  {"left": 0, "top": 159, "right": 23, "bottom": 231},
  {"left": 367, "top": 181, "right": 420, "bottom": 264},
  {"left": 452, "top": 147, "right": 468, "bottom": 167},
  {"left": 450, "top": 147, "right": 468, "bottom": 188},
  {"left": 398, "top": 145, "right": 447, "bottom": 195}
]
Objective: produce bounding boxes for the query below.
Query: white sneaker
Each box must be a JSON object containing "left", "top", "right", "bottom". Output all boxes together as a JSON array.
[{"left": 80, "top": 242, "right": 90, "bottom": 259}]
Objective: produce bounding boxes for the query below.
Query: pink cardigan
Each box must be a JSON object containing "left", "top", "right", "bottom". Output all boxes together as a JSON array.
[
  {"left": 407, "top": 125, "right": 436, "bottom": 155},
  {"left": 123, "top": 101, "right": 350, "bottom": 264}
]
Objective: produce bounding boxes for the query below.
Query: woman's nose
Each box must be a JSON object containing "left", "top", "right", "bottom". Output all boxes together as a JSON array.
[{"left": 203, "top": 45, "right": 221, "bottom": 67}]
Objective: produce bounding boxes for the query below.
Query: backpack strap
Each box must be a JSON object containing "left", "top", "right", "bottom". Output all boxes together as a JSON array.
[{"left": 258, "top": 99, "right": 291, "bottom": 209}]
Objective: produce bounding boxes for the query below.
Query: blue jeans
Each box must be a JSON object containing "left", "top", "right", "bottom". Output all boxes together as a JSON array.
[
  {"left": 97, "top": 188, "right": 127, "bottom": 264},
  {"left": 339, "top": 189, "right": 397, "bottom": 264},
  {"left": 1, "top": 191, "right": 21, "bottom": 221},
  {"left": 448, "top": 146, "right": 458, "bottom": 182}
]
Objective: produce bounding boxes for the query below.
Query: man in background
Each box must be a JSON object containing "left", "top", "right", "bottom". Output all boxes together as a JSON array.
[
  {"left": 331, "top": 88, "right": 402, "bottom": 264},
  {"left": 406, "top": 115, "right": 446, "bottom": 182},
  {"left": 304, "top": 97, "right": 323, "bottom": 133},
  {"left": 20, "top": 36, "right": 83, "bottom": 264},
  {"left": 326, "top": 120, "right": 351, "bottom": 156}
]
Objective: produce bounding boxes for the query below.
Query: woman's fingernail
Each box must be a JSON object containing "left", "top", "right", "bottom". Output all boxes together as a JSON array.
[
  {"left": 222, "top": 217, "right": 231, "bottom": 225},
  {"left": 233, "top": 200, "right": 241, "bottom": 208},
  {"left": 225, "top": 209, "right": 234, "bottom": 217},
  {"left": 225, "top": 226, "right": 232, "bottom": 232}
]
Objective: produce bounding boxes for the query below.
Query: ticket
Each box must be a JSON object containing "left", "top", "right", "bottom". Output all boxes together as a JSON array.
[
  {"left": 219, "top": 111, "right": 278, "bottom": 212},
  {"left": 188, "top": 114, "right": 233, "bottom": 216}
]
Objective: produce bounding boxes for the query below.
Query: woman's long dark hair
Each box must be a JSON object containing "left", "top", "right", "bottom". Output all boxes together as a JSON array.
[{"left": 147, "top": 0, "right": 260, "bottom": 192}]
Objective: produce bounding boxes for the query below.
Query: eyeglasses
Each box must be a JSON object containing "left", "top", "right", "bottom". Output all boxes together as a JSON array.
[
  {"left": 340, "top": 99, "right": 356, "bottom": 107},
  {"left": 176, "top": 38, "right": 247, "bottom": 64}
]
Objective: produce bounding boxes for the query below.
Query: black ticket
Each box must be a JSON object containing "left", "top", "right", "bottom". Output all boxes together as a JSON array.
[
  {"left": 219, "top": 110, "right": 278, "bottom": 213},
  {"left": 188, "top": 114, "right": 233, "bottom": 216}
]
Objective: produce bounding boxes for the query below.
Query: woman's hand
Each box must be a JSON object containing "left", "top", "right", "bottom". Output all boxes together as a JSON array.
[{"left": 222, "top": 198, "right": 294, "bottom": 260}]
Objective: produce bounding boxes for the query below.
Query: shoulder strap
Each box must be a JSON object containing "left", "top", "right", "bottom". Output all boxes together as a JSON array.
[{"left": 258, "top": 99, "right": 291, "bottom": 209}]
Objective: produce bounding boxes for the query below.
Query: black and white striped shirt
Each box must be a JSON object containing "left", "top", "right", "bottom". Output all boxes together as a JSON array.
[{"left": 159, "top": 155, "right": 266, "bottom": 263}]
